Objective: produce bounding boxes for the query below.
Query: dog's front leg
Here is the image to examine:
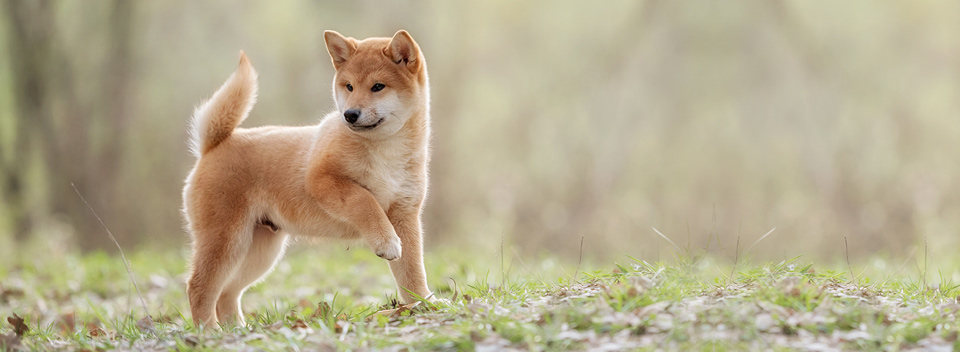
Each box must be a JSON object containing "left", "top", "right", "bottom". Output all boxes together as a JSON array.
[
  {"left": 386, "top": 205, "right": 433, "bottom": 303},
  {"left": 307, "top": 173, "right": 402, "bottom": 260}
]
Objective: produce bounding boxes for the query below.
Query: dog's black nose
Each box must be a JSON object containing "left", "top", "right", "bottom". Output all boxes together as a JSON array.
[{"left": 344, "top": 109, "right": 361, "bottom": 124}]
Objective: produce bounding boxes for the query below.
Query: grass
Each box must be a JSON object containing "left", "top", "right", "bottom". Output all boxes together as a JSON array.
[{"left": 1, "top": 243, "right": 959, "bottom": 351}]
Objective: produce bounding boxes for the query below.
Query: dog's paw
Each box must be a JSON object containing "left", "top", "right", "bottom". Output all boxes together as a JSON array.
[
  {"left": 428, "top": 296, "right": 450, "bottom": 305},
  {"left": 372, "top": 234, "right": 402, "bottom": 261}
]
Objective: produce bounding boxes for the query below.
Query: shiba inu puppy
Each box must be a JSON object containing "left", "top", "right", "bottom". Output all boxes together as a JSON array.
[{"left": 182, "top": 30, "right": 433, "bottom": 327}]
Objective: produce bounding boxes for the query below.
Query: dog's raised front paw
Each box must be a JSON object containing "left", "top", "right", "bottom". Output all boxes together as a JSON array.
[{"left": 373, "top": 235, "right": 402, "bottom": 261}]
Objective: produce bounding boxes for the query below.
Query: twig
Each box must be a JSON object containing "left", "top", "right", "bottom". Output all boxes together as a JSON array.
[
  {"left": 72, "top": 183, "right": 151, "bottom": 318},
  {"left": 448, "top": 278, "right": 459, "bottom": 302},
  {"left": 844, "top": 235, "right": 856, "bottom": 285},
  {"left": 730, "top": 236, "right": 740, "bottom": 279},
  {"left": 651, "top": 227, "right": 682, "bottom": 252},
  {"left": 500, "top": 237, "right": 505, "bottom": 288},
  {"left": 894, "top": 247, "right": 918, "bottom": 276},
  {"left": 743, "top": 227, "right": 777, "bottom": 253},
  {"left": 572, "top": 236, "right": 584, "bottom": 283},
  {"left": 710, "top": 203, "right": 716, "bottom": 254},
  {"left": 510, "top": 247, "right": 531, "bottom": 273},
  {"left": 923, "top": 236, "right": 928, "bottom": 288}
]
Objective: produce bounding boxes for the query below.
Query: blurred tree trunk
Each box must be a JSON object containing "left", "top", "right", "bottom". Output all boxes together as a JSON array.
[
  {"left": 1, "top": 0, "right": 136, "bottom": 250},
  {"left": 0, "top": 0, "right": 56, "bottom": 243}
]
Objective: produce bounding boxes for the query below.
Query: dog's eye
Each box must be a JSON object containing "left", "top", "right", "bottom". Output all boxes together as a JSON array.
[
  {"left": 346, "top": 84, "right": 353, "bottom": 92},
  {"left": 371, "top": 83, "right": 385, "bottom": 92}
]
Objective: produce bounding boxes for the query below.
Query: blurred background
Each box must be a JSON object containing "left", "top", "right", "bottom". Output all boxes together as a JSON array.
[{"left": 0, "top": 0, "right": 958, "bottom": 265}]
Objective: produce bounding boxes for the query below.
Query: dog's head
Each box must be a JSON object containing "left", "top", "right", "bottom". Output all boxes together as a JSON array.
[{"left": 324, "top": 30, "right": 428, "bottom": 137}]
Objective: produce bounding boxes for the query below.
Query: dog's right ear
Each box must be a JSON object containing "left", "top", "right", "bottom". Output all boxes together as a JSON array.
[{"left": 324, "top": 30, "right": 356, "bottom": 70}]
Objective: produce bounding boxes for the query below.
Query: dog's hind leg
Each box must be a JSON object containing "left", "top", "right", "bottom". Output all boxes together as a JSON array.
[
  {"left": 216, "top": 226, "right": 288, "bottom": 325},
  {"left": 186, "top": 212, "right": 252, "bottom": 328}
]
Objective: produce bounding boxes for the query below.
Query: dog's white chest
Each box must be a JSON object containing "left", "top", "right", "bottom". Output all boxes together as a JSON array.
[{"left": 361, "top": 147, "right": 413, "bottom": 209}]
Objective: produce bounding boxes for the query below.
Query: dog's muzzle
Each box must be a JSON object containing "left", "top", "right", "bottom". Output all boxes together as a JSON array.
[
  {"left": 343, "top": 109, "right": 383, "bottom": 131},
  {"left": 349, "top": 118, "right": 384, "bottom": 131}
]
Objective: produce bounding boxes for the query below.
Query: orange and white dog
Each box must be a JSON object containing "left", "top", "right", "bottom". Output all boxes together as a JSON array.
[{"left": 182, "top": 30, "right": 434, "bottom": 327}]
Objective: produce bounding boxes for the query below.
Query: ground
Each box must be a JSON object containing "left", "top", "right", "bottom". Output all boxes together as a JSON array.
[{"left": 0, "top": 245, "right": 957, "bottom": 351}]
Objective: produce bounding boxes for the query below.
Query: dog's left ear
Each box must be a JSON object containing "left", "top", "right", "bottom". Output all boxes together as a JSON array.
[{"left": 385, "top": 30, "right": 421, "bottom": 74}]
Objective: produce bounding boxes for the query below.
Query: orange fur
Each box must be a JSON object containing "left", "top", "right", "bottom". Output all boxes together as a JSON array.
[{"left": 183, "top": 30, "right": 433, "bottom": 327}]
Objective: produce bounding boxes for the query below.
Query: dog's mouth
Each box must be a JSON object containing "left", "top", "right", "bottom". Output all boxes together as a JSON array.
[{"left": 349, "top": 118, "right": 384, "bottom": 131}]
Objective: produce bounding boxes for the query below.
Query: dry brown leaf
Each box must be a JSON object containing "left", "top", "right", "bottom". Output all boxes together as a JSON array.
[
  {"left": 88, "top": 327, "right": 108, "bottom": 338},
  {"left": 298, "top": 299, "right": 313, "bottom": 309},
  {"left": 311, "top": 302, "right": 332, "bottom": 319},
  {"left": 58, "top": 313, "right": 76, "bottom": 333},
  {"left": 136, "top": 316, "right": 156, "bottom": 334},
  {"left": 6, "top": 314, "right": 28, "bottom": 337},
  {"left": 367, "top": 301, "right": 422, "bottom": 322},
  {"left": 291, "top": 319, "right": 308, "bottom": 330}
]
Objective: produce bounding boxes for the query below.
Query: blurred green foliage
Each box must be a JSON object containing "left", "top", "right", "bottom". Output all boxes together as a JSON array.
[{"left": 0, "top": 1, "right": 958, "bottom": 263}]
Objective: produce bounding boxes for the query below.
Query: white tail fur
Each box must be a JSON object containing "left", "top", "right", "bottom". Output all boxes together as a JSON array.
[{"left": 189, "top": 51, "right": 258, "bottom": 157}]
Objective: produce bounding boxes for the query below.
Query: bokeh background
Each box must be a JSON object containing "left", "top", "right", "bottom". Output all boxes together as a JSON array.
[{"left": 1, "top": 1, "right": 958, "bottom": 266}]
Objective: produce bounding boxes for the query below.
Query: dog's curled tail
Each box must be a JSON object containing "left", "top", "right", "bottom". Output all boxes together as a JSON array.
[{"left": 189, "top": 51, "right": 258, "bottom": 157}]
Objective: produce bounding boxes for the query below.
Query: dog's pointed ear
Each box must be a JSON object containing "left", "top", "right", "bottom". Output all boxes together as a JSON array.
[
  {"left": 385, "top": 30, "right": 421, "bottom": 74},
  {"left": 324, "top": 30, "right": 356, "bottom": 70}
]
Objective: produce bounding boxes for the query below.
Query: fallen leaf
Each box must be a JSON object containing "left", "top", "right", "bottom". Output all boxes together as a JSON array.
[
  {"left": 311, "top": 302, "right": 332, "bottom": 319},
  {"left": 366, "top": 301, "right": 422, "bottom": 322},
  {"left": 7, "top": 314, "right": 28, "bottom": 337},
  {"left": 136, "top": 316, "right": 156, "bottom": 334},
  {"left": 291, "top": 319, "right": 308, "bottom": 330},
  {"left": 58, "top": 313, "right": 76, "bottom": 333},
  {"left": 89, "top": 327, "right": 108, "bottom": 338}
]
